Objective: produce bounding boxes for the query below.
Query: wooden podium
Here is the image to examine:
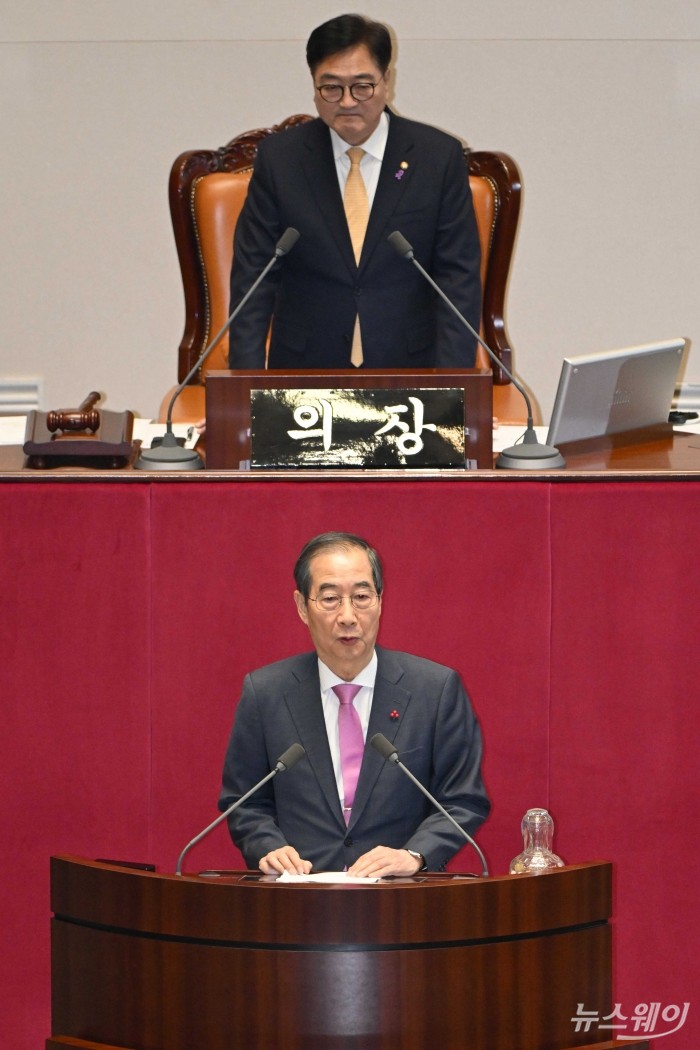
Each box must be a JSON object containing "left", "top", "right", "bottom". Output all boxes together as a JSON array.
[
  {"left": 204, "top": 368, "right": 493, "bottom": 470},
  {"left": 47, "top": 856, "right": 649, "bottom": 1050}
]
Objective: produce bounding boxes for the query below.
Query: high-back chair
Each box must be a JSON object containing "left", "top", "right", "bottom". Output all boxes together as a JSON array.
[{"left": 164, "top": 115, "right": 530, "bottom": 423}]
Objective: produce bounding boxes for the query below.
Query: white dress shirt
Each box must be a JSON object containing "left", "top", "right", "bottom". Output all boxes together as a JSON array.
[
  {"left": 318, "top": 650, "right": 378, "bottom": 809},
  {"left": 329, "top": 111, "right": 389, "bottom": 210}
]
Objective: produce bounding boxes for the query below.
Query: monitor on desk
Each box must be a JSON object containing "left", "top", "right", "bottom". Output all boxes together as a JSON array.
[{"left": 546, "top": 337, "right": 688, "bottom": 446}]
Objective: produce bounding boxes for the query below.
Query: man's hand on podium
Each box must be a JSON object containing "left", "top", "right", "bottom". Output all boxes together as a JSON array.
[
  {"left": 348, "top": 846, "right": 424, "bottom": 878},
  {"left": 259, "top": 845, "right": 313, "bottom": 876}
]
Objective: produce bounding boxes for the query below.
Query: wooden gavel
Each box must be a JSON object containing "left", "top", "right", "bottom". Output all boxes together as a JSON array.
[{"left": 46, "top": 392, "right": 102, "bottom": 434}]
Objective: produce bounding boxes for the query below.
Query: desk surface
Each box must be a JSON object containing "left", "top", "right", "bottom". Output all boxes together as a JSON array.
[{"left": 2, "top": 430, "right": 700, "bottom": 481}]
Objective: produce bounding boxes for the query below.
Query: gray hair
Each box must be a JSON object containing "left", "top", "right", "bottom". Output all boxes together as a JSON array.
[{"left": 293, "top": 532, "right": 384, "bottom": 599}]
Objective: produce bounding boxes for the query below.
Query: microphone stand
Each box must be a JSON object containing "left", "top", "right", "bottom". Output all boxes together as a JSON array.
[
  {"left": 135, "top": 228, "right": 300, "bottom": 471},
  {"left": 370, "top": 733, "right": 489, "bottom": 877},
  {"left": 175, "top": 742, "right": 305, "bottom": 875},
  {"left": 388, "top": 231, "right": 565, "bottom": 470}
]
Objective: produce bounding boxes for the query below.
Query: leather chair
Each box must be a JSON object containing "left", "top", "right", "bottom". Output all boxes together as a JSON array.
[{"left": 163, "top": 115, "right": 533, "bottom": 423}]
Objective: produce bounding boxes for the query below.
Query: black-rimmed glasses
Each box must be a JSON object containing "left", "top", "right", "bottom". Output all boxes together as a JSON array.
[{"left": 315, "top": 82, "right": 377, "bottom": 103}]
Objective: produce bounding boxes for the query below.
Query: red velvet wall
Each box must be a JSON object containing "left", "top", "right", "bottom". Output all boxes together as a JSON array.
[
  {"left": 549, "top": 484, "right": 700, "bottom": 1034},
  {"left": 0, "top": 483, "right": 152, "bottom": 1045},
  {"left": 1, "top": 477, "right": 697, "bottom": 1048}
]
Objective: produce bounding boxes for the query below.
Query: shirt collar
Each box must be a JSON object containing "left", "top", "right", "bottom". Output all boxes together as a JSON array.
[
  {"left": 329, "top": 110, "right": 389, "bottom": 163},
  {"left": 318, "top": 649, "right": 378, "bottom": 692}
]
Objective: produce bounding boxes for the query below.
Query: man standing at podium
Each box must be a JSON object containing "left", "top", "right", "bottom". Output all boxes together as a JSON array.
[
  {"left": 228, "top": 13, "right": 482, "bottom": 371},
  {"left": 219, "top": 532, "right": 489, "bottom": 877}
]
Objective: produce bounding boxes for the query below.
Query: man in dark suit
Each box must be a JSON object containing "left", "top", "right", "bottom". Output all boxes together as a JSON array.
[
  {"left": 228, "top": 14, "right": 482, "bottom": 371},
  {"left": 219, "top": 532, "right": 489, "bottom": 877}
]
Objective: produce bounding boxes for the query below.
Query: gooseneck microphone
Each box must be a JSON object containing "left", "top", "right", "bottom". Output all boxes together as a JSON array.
[
  {"left": 175, "top": 742, "right": 306, "bottom": 875},
  {"left": 387, "top": 230, "right": 565, "bottom": 470},
  {"left": 370, "top": 732, "right": 489, "bottom": 877},
  {"left": 135, "top": 227, "right": 300, "bottom": 471}
]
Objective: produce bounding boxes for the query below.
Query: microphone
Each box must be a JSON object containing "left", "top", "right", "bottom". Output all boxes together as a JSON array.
[
  {"left": 370, "top": 732, "right": 489, "bottom": 877},
  {"left": 387, "top": 230, "right": 565, "bottom": 470},
  {"left": 135, "top": 227, "right": 301, "bottom": 471},
  {"left": 175, "top": 742, "right": 306, "bottom": 875}
]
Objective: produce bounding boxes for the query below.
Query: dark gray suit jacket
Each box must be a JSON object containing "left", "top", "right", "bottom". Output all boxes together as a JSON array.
[
  {"left": 219, "top": 647, "right": 490, "bottom": 871},
  {"left": 228, "top": 112, "right": 482, "bottom": 370}
]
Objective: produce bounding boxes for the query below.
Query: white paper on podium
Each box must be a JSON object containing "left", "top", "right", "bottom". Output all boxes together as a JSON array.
[
  {"left": 275, "top": 871, "right": 380, "bottom": 884},
  {"left": 0, "top": 416, "right": 29, "bottom": 445}
]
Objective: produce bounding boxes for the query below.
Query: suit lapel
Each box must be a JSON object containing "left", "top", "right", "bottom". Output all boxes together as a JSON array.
[
  {"left": 300, "top": 120, "right": 358, "bottom": 279},
  {"left": 281, "top": 648, "right": 414, "bottom": 832},
  {"left": 358, "top": 113, "right": 415, "bottom": 274},
  {"left": 349, "top": 648, "right": 411, "bottom": 828},
  {"left": 299, "top": 114, "right": 416, "bottom": 280},
  {"left": 282, "top": 654, "right": 346, "bottom": 826}
]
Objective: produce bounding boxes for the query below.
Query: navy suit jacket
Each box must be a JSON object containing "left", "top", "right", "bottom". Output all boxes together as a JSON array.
[
  {"left": 219, "top": 647, "right": 490, "bottom": 872},
  {"left": 228, "top": 112, "right": 482, "bottom": 370}
]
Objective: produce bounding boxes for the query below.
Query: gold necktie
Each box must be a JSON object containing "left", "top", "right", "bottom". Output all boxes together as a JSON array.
[{"left": 343, "top": 147, "right": 369, "bottom": 366}]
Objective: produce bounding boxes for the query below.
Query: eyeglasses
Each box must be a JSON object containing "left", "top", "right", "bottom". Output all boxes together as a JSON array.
[
  {"left": 315, "top": 81, "right": 378, "bottom": 103},
  {"left": 307, "top": 591, "right": 380, "bottom": 612}
]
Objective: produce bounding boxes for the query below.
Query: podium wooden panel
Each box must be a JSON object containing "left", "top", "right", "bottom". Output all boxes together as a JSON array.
[
  {"left": 204, "top": 368, "right": 493, "bottom": 470},
  {"left": 48, "top": 856, "right": 648, "bottom": 1050}
]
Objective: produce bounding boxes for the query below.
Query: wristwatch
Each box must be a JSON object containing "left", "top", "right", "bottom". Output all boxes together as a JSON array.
[{"left": 406, "top": 849, "right": 426, "bottom": 871}]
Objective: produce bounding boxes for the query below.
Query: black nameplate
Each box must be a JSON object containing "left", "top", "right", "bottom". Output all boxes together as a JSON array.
[{"left": 250, "top": 388, "right": 465, "bottom": 468}]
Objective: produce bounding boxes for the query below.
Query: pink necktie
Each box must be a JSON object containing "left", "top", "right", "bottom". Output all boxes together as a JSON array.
[{"left": 333, "top": 683, "right": 364, "bottom": 824}]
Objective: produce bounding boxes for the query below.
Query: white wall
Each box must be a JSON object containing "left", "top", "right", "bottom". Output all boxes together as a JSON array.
[{"left": 2, "top": 1, "right": 699, "bottom": 420}]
